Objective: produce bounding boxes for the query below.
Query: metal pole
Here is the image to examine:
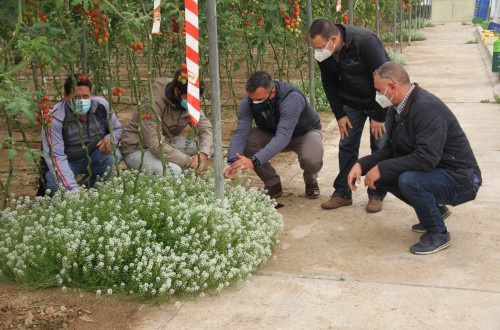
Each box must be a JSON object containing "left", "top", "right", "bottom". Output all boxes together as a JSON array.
[
  {"left": 393, "top": 0, "right": 397, "bottom": 51},
  {"left": 376, "top": 0, "right": 380, "bottom": 36},
  {"left": 306, "top": 0, "right": 315, "bottom": 110},
  {"left": 409, "top": 0, "right": 412, "bottom": 46},
  {"left": 348, "top": 0, "right": 353, "bottom": 25},
  {"left": 207, "top": 0, "right": 224, "bottom": 200},
  {"left": 400, "top": 0, "right": 403, "bottom": 53},
  {"left": 81, "top": 19, "right": 87, "bottom": 75}
]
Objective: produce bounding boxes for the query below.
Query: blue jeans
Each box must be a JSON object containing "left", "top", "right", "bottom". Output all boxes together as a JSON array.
[
  {"left": 333, "top": 105, "right": 387, "bottom": 200},
  {"left": 379, "top": 169, "right": 479, "bottom": 234},
  {"left": 45, "top": 148, "right": 121, "bottom": 194}
]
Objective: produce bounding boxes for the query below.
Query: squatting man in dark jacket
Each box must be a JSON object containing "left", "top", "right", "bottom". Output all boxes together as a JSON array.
[
  {"left": 309, "top": 18, "right": 390, "bottom": 213},
  {"left": 348, "top": 62, "right": 481, "bottom": 255},
  {"left": 224, "top": 71, "right": 324, "bottom": 199}
]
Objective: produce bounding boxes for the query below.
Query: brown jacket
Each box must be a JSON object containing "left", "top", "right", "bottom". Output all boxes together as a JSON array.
[{"left": 120, "top": 78, "right": 213, "bottom": 169}]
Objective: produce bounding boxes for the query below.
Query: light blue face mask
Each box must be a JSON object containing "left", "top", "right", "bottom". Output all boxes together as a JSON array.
[
  {"left": 180, "top": 99, "right": 188, "bottom": 110},
  {"left": 75, "top": 99, "right": 91, "bottom": 115}
]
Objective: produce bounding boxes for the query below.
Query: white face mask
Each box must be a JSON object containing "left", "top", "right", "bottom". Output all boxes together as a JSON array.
[
  {"left": 314, "top": 39, "right": 335, "bottom": 62},
  {"left": 375, "top": 86, "right": 394, "bottom": 108}
]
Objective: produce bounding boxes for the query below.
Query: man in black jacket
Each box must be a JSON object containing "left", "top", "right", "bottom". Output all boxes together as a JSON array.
[
  {"left": 309, "top": 18, "right": 390, "bottom": 213},
  {"left": 224, "top": 71, "right": 323, "bottom": 199},
  {"left": 348, "top": 62, "right": 481, "bottom": 255}
]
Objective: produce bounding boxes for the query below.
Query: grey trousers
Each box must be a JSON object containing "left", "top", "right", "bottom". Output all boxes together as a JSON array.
[
  {"left": 123, "top": 137, "right": 196, "bottom": 175},
  {"left": 244, "top": 128, "right": 323, "bottom": 186}
]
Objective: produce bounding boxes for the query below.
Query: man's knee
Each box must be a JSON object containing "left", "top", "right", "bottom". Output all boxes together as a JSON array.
[
  {"left": 299, "top": 158, "right": 323, "bottom": 173},
  {"left": 398, "top": 172, "right": 419, "bottom": 191}
]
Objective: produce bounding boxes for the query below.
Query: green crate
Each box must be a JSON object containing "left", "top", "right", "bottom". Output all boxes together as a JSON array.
[
  {"left": 493, "top": 53, "right": 500, "bottom": 61},
  {"left": 494, "top": 40, "right": 500, "bottom": 52},
  {"left": 493, "top": 62, "right": 500, "bottom": 73},
  {"left": 473, "top": 17, "right": 485, "bottom": 24},
  {"left": 482, "top": 21, "right": 490, "bottom": 30}
]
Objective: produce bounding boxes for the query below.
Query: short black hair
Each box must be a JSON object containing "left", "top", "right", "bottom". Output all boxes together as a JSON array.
[
  {"left": 245, "top": 71, "right": 274, "bottom": 93},
  {"left": 64, "top": 74, "right": 92, "bottom": 95},
  {"left": 309, "top": 19, "right": 340, "bottom": 40},
  {"left": 173, "top": 69, "right": 205, "bottom": 95}
]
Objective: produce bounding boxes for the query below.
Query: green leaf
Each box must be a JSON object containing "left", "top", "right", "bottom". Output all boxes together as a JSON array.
[
  {"left": 7, "top": 148, "right": 17, "bottom": 160},
  {"left": 24, "top": 152, "right": 35, "bottom": 163}
]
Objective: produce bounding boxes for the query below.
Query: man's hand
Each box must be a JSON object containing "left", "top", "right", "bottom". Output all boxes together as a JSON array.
[
  {"left": 190, "top": 152, "right": 209, "bottom": 172},
  {"left": 337, "top": 116, "right": 352, "bottom": 140},
  {"left": 348, "top": 163, "right": 363, "bottom": 191},
  {"left": 364, "top": 165, "right": 381, "bottom": 190},
  {"left": 370, "top": 119, "right": 386, "bottom": 140},
  {"left": 97, "top": 138, "right": 112, "bottom": 154},
  {"left": 223, "top": 153, "right": 254, "bottom": 178}
]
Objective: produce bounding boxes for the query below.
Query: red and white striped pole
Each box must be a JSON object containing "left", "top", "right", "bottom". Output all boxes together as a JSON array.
[{"left": 185, "top": 0, "right": 200, "bottom": 126}]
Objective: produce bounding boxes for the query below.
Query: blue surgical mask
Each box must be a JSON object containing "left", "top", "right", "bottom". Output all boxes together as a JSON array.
[
  {"left": 180, "top": 99, "right": 188, "bottom": 110},
  {"left": 75, "top": 99, "right": 91, "bottom": 114}
]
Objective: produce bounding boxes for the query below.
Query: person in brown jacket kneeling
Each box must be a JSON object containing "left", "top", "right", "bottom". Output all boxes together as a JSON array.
[{"left": 120, "top": 67, "right": 213, "bottom": 175}]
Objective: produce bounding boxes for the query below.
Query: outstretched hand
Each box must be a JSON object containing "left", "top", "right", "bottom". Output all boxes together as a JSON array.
[{"left": 223, "top": 153, "right": 254, "bottom": 178}]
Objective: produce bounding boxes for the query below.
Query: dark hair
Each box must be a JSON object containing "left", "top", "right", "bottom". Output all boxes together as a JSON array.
[
  {"left": 64, "top": 74, "right": 92, "bottom": 95},
  {"left": 309, "top": 19, "right": 340, "bottom": 40},
  {"left": 172, "top": 69, "right": 205, "bottom": 95},
  {"left": 245, "top": 71, "right": 274, "bottom": 93}
]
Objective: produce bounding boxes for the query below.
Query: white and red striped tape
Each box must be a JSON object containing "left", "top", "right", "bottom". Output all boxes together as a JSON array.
[{"left": 185, "top": 0, "right": 200, "bottom": 126}]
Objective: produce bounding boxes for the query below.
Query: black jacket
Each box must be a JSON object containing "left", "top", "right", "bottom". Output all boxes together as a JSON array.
[
  {"left": 318, "top": 24, "right": 390, "bottom": 122},
  {"left": 358, "top": 85, "right": 481, "bottom": 190}
]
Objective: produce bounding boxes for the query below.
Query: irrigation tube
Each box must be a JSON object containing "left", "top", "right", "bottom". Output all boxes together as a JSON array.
[{"left": 207, "top": 0, "right": 224, "bottom": 200}]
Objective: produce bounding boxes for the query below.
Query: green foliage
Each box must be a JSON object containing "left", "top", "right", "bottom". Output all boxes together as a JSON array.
[
  {"left": 386, "top": 47, "right": 406, "bottom": 65},
  {"left": 0, "top": 170, "right": 284, "bottom": 299}
]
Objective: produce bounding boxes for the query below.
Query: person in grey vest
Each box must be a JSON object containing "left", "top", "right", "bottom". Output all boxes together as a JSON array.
[
  {"left": 348, "top": 62, "right": 481, "bottom": 254},
  {"left": 41, "top": 74, "right": 123, "bottom": 194},
  {"left": 224, "top": 71, "right": 323, "bottom": 199},
  {"left": 309, "top": 18, "right": 390, "bottom": 213}
]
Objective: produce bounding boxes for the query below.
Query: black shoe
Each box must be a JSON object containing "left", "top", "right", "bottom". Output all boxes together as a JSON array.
[
  {"left": 265, "top": 182, "right": 283, "bottom": 199},
  {"left": 410, "top": 231, "right": 451, "bottom": 255},
  {"left": 305, "top": 181, "right": 320, "bottom": 199},
  {"left": 412, "top": 205, "right": 452, "bottom": 233}
]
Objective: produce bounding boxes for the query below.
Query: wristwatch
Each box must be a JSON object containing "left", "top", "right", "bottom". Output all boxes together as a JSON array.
[{"left": 250, "top": 155, "right": 260, "bottom": 167}]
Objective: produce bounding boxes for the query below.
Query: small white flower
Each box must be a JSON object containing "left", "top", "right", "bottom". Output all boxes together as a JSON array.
[{"left": 96, "top": 289, "right": 102, "bottom": 296}]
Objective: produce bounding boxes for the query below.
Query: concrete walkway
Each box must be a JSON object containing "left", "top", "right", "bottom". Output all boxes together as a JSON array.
[{"left": 135, "top": 23, "right": 500, "bottom": 329}]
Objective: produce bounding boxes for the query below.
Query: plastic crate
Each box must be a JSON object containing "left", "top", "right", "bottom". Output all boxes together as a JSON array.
[
  {"left": 482, "top": 21, "right": 491, "bottom": 30},
  {"left": 493, "top": 62, "right": 500, "bottom": 73},
  {"left": 494, "top": 40, "right": 500, "bottom": 52}
]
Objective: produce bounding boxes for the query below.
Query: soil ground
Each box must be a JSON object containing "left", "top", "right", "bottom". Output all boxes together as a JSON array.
[{"left": 2, "top": 22, "right": 500, "bottom": 329}]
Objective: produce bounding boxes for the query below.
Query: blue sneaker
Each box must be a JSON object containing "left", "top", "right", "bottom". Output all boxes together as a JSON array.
[
  {"left": 410, "top": 231, "right": 451, "bottom": 255},
  {"left": 412, "top": 205, "right": 452, "bottom": 233}
]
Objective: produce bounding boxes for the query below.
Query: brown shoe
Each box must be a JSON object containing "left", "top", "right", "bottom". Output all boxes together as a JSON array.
[
  {"left": 265, "top": 182, "right": 283, "bottom": 199},
  {"left": 320, "top": 196, "right": 352, "bottom": 209},
  {"left": 305, "top": 182, "right": 320, "bottom": 199},
  {"left": 366, "top": 198, "right": 383, "bottom": 213}
]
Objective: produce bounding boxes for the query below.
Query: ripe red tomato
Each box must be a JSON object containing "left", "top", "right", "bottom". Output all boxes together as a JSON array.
[{"left": 43, "top": 95, "right": 49, "bottom": 101}]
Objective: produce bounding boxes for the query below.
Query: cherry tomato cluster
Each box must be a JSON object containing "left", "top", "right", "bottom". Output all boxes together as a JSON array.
[
  {"left": 23, "top": 0, "right": 47, "bottom": 23},
  {"left": 130, "top": 41, "right": 144, "bottom": 51},
  {"left": 141, "top": 113, "right": 153, "bottom": 121},
  {"left": 76, "top": 2, "right": 109, "bottom": 46},
  {"left": 343, "top": 13, "right": 349, "bottom": 24},
  {"left": 36, "top": 95, "right": 54, "bottom": 127},
  {"left": 283, "top": 1, "right": 302, "bottom": 37},
  {"left": 164, "top": 16, "right": 185, "bottom": 43},
  {"left": 111, "top": 87, "right": 123, "bottom": 97},
  {"left": 178, "top": 63, "right": 188, "bottom": 85}
]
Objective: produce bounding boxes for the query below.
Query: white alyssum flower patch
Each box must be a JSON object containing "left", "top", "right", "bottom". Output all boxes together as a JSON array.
[{"left": 0, "top": 170, "right": 283, "bottom": 299}]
